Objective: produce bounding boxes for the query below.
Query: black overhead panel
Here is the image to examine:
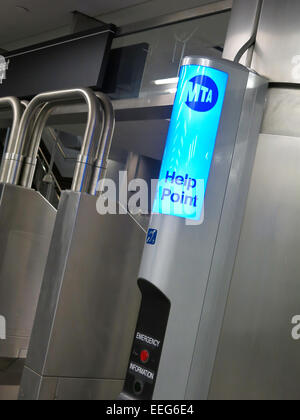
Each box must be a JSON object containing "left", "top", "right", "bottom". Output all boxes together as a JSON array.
[{"left": 0, "top": 24, "right": 115, "bottom": 99}]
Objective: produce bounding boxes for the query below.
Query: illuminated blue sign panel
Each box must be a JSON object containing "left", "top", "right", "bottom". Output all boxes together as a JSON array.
[{"left": 153, "top": 64, "right": 228, "bottom": 220}]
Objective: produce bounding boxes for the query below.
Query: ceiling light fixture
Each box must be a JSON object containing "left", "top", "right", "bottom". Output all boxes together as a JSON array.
[
  {"left": 166, "top": 88, "right": 177, "bottom": 94},
  {"left": 153, "top": 77, "right": 179, "bottom": 86}
]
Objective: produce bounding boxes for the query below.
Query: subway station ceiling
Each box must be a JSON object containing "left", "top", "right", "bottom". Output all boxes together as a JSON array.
[
  {"left": 0, "top": 0, "right": 147, "bottom": 48},
  {"left": 0, "top": 0, "right": 226, "bottom": 51}
]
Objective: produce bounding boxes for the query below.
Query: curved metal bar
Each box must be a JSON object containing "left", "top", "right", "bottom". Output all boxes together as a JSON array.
[
  {"left": 21, "top": 100, "right": 29, "bottom": 108},
  {"left": 21, "top": 99, "right": 104, "bottom": 191},
  {"left": 89, "top": 92, "right": 115, "bottom": 196},
  {"left": 22, "top": 100, "right": 84, "bottom": 188},
  {"left": 0, "top": 97, "right": 24, "bottom": 184},
  {"left": 20, "top": 101, "right": 67, "bottom": 194},
  {"left": 13, "top": 88, "right": 102, "bottom": 192},
  {"left": 20, "top": 92, "right": 114, "bottom": 196},
  {"left": 20, "top": 102, "right": 60, "bottom": 188}
]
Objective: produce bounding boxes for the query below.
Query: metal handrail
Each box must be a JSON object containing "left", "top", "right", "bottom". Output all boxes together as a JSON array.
[
  {"left": 90, "top": 92, "right": 115, "bottom": 195},
  {"left": 21, "top": 101, "right": 61, "bottom": 188},
  {"left": 6, "top": 88, "right": 102, "bottom": 193},
  {"left": 20, "top": 91, "right": 115, "bottom": 195},
  {"left": 0, "top": 97, "right": 23, "bottom": 183},
  {"left": 22, "top": 101, "right": 63, "bottom": 196}
]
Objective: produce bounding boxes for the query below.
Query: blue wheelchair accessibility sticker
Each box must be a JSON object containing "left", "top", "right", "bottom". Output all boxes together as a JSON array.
[{"left": 146, "top": 229, "right": 158, "bottom": 245}]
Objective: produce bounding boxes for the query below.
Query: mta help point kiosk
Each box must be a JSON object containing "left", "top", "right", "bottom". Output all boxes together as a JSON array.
[{"left": 120, "top": 56, "right": 268, "bottom": 400}]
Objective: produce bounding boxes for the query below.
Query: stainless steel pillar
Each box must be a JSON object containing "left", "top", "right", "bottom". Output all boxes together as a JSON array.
[{"left": 208, "top": 0, "right": 300, "bottom": 400}]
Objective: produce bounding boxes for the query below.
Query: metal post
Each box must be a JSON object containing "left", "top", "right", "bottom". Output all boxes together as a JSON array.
[
  {"left": 0, "top": 97, "right": 23, "bottom": 184},
  {"left": 89, "top": 92, "right": 115, "bottom": 195},
  {"left": 14, "top": 88, "right": 102, "bottom": 193}
]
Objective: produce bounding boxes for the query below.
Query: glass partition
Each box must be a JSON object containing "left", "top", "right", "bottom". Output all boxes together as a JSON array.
[{"left": 110, "top": 11, "right": 231, "bottom": 98}]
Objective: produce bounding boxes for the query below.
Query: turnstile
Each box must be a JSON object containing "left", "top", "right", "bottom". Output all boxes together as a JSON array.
[
  {"left": 0, "top": 88, "right": 105, "bottom": 400},
  {"left": 19, "top": 91, "right": 147, "bottom": 400},
  {"left": 119, "top": 56, "right": 268, "bottom": 400},
  {"left": 0, "top": 97, "right": 56, "bottom": 399}
]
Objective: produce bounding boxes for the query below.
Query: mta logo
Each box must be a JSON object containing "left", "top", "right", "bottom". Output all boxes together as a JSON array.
[{"left": 186, "top": 75, "right": 218, "bottom": 112}]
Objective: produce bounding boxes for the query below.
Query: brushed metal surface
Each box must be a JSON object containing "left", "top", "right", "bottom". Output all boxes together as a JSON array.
[
  {"left": 222, "top": 0, "right": 262, "bottom": 65},
  {"left": 185, "top": 72, "right": 268, "bottom": 400},
  {"left": 5, "top": 88, "right": 102, "bottom": 190},
  {"left": 134, "top": 57, "right": 268, "bottom": 400},
  {"left": 54, "top": 378, "right": 124, "bottom": 400},
  {"left": 0, "top": 97, "right": 23, "bottom": 184},
  {"left": 209, "top": 133, "right": 300, "bottom": 400},
  {"left": 0, "top": 385, "right": 20, "bottom": 400},
  {"left": 252, "top": 0, "right": 300, "bottom": 82},
  {"left": 20, "top": 191, "right": 146, "bottom": 399},
  {"left": 262, "top": 88, "right": 300, "bottom": 139},
  {"left": 19, "top": 367, "right": 58, "bottom": 400},
  {"left": 0, "top": 184, "right": 56, "bottom": 360},
  {"left": 19, "top": 366, "right": 123, "bottom": 400}
]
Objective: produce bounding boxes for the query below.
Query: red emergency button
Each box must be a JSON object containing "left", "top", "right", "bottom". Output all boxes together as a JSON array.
[{"left": 140, "top": 349, "right": 150, "bottom": 363}]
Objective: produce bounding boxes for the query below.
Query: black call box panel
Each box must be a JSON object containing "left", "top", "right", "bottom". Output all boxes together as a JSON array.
[
  {"left": 121, "top": 279, "right": 171, "bottom": 400},
  {"left": 0, "top": 24, "right": 115, "bottom": 98}
]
